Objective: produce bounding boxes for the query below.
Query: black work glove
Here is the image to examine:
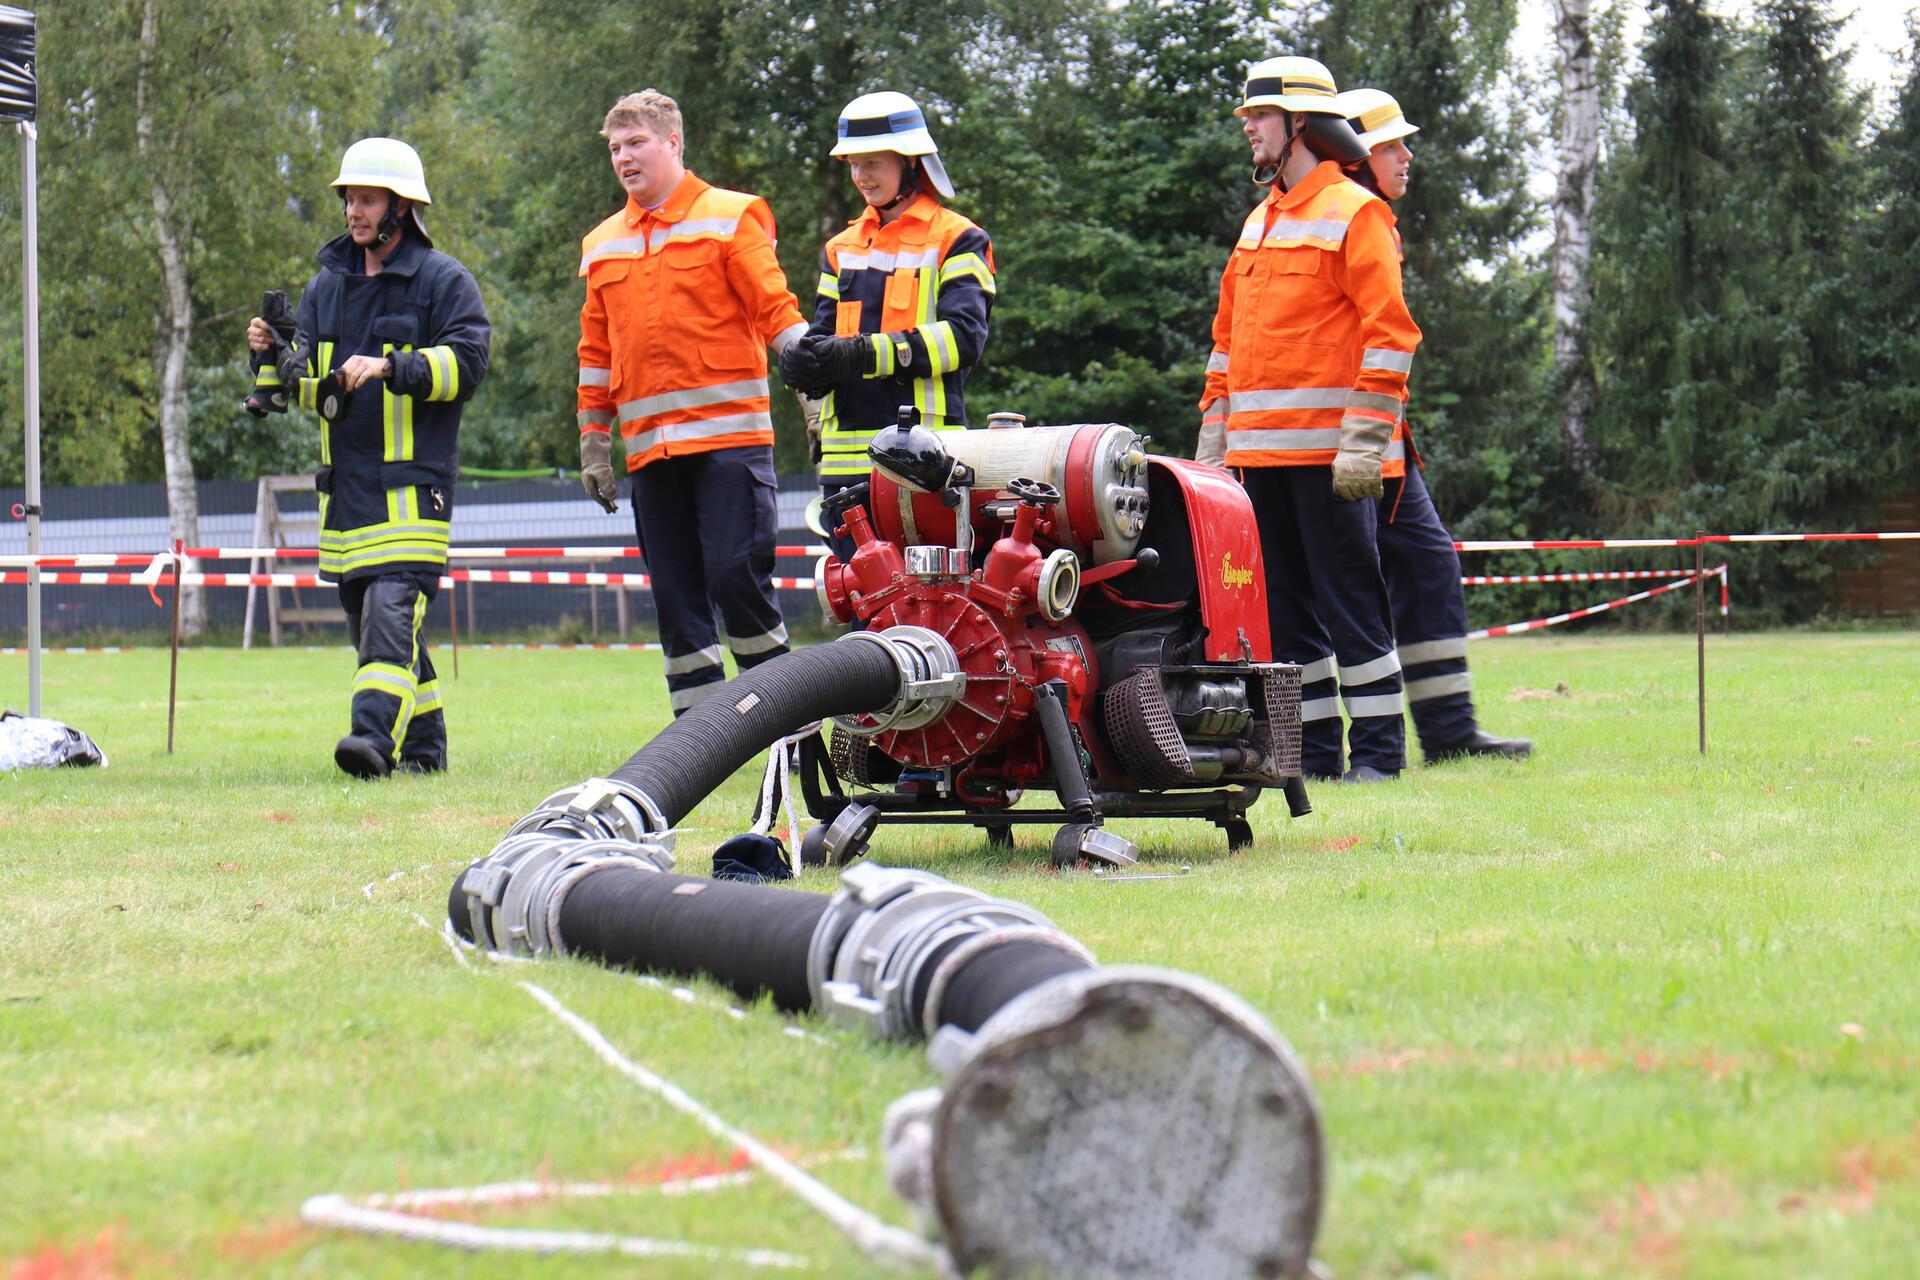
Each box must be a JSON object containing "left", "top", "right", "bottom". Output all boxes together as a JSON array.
[
  {"left": 805, "top": 333, "right": 879, "bottom": 384},
  {"left": 779, "top": 337, "right": 832, "bottom": 396}
]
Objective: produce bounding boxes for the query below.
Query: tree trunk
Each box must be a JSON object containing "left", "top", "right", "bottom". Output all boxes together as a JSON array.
[
  {"left": 1553, "top": 0, "right": 1599, "bottom": 474},
  {"left": 137, "top": 0, "right": 205, "bottom": 634}
]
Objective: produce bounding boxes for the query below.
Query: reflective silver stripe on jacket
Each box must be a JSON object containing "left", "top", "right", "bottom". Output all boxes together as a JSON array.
[
  {"left": 835, "top": 247, "right": 943, "bottom": 272},
  {"left": 771, "top": 322, "right": 808, "bottom": 354},
  {"left": 580, "top": 236, "right": 649, "bottom": 270},
  {"left": 1228, "top": 389, "right": 1350, "bottom": 413},
  {"left": 621, "top": 411, "right": 774, "bottom": 454},
  {"left": 1225, "top": 430, "right": 1407, "bottom": 459},
  {"left": 1206, "top": 350, "right": 1230, "bottom": 373},
  {"left": 618, "top": 379, "right": 770, "bottom": 423},
  {"left": 1266, "top": 218, "right": 1350, "bottom": 244},
  {"left": 579, "top": 367, "right": 611, "bottom": 388},
  {"left": 1345, "top": 390, "right": 1404, "bottom": 417},
  {"left": 1362, "top": 347, "right": 1414, "bottom": 374}
]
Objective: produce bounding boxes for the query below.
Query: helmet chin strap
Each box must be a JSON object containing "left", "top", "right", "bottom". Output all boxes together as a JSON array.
[
  {"left": 1252, "top": 115, "right": 1299, "bottom": 190},
  {"left": 877, "top": 158, "right": 920, "bottom": 213},
  {"left": 375, "top": 198, "right": 406, "bottom": 246}
]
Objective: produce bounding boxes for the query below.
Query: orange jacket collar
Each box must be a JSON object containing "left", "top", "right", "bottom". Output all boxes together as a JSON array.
[
  {"left": 1270, "top": 160, "right": 1348, "bottom": 212},
  {"left": 853, "top": 190, "right": 941, "bottom": 234},
  {"left": 625, "top": 171, "right": 709, "bottom": 225}
]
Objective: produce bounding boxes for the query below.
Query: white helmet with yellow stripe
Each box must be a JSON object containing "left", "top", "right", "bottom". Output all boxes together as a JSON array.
[
  {"left": 1236, "top": 56, "right": 1344, "bottom": 117},
  {"left": 1335, "top": 89, "right": 1420, "bottom": 150}
]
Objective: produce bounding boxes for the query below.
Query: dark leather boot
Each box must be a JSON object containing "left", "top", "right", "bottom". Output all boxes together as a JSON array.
[
  {"left": 1426, "top": 730, "right": 1533, "bottom": 763},
  {"left": 1339, "top": 764, "right": 1399, "bottom": 783},
  {"left": 335, "top": 735, "right": 394, "bottom": 779}
]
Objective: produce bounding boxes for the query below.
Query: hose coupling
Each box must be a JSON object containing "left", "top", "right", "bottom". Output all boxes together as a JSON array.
[
  {"left": 833, "top": 626, "right": 967, "bottom": 737},
  {"left": 459, "top": 776, "right": 676, "bottom": 956},
  {"left": 805, "top": 863, "right": 1080, "bottom": 1041}
]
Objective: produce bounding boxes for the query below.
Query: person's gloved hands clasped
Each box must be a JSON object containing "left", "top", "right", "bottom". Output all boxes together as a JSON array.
[
  {"left": 805, "top": 333, "right": 880, "bottom": 384},
  {"left": 779, "top": 339, "right": 832, "bottom": 397}
]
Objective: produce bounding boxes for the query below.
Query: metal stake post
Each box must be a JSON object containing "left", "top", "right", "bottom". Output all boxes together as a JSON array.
[
  {"left": 19, "top": 119, "right": 41, "bottom": 714},
  {"left": 167, "top": 542, "right": 183, "bottom": 754},
  {"left": 448, "top": 581, "right": 459, "bottom": 679},
  {"left": 1694, "top": 532, "right": 1706, "bottom": 756}
]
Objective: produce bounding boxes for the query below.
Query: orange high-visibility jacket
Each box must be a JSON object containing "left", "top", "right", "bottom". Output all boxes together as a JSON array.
[
  {"left": 577, "top": 172, "right": 807, "bottom": 472},
  {"left": 1201, "top": 161, "right": 1421, "bottom": 472}
]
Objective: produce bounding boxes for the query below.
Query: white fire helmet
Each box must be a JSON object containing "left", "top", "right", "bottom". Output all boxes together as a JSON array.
[
  {"left": 331, "top": 137, "right": 433, "bottom": 239},
  {"left": 830, "top": 91, "right": 954, "bottom": 199},
  {"left": 1335, "top": 88, "right": 1420, "bottom": 150},
  {"left": 1236, "top": 56, "right": 1344, "bottom": 117}
]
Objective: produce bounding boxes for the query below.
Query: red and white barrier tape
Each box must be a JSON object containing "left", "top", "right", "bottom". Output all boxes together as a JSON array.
[
  {"left": 1460, "top": 569, "right": 1693, "bottom": 585},
  {"left": 0, "top": 544, "right": 831, "bottom": 567},
  {"left": 1469, "top": 566, "right": 1726, "bottom": 638},
  {"left": 0, "top": 569, "right": 819, "bottom": 591},
  {"left": 1454, "top": 531, "right": 1918, "bottom": 552},
  {"left": 3, "top": 529, "right": 1914, "bottom": 569}
]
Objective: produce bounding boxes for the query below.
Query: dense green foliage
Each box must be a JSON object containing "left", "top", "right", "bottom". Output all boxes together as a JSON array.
[{"left": 0, "top": 0, "right": 1913, "bottom": 619}]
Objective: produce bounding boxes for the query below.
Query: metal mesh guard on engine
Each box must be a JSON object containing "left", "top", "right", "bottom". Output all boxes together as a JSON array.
[
  {"left": 829, "top": 723, "right": 876, "bottom": 788},
  {"left": 1255, "top": 663, "right": 1303, "bottom": 779},
  {"left": 1103, "top": 669, "right": 1192, "bottom": 790}
]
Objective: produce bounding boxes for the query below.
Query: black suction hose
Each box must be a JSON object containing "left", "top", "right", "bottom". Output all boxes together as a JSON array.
[
  {"left": 448, "top": 638, "right": 902, "bottom": 945},
  {"left": 914, "top": 935, "right": 1097, "bottom": 1033},
  {"left": 559, "top": 865, "right": 830, "bottom": 1012},
  {"left": 610, "top": 638, "right": 901, "bottom": 828}
]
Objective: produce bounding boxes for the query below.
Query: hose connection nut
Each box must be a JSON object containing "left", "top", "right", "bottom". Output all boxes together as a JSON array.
[
  {"left": 806, "top": 863, "right": 1075, "bottom": 1041},
  {"left": 833, "top": 626, "right": 967, "bottom": 737},
  {"left": 460, "top": 776, "right": 677, "bottom": 956}
]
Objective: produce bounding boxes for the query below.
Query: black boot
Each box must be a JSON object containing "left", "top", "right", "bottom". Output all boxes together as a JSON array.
[
  {"left": 1426, "top": 729, "right": 1533, "bottom": 763},
  {"left": 1339, "top": 764, "right": 1399, "bottom": 783},
  {"left": 335, "top": 735, "right": 394, "bottom": 779}
]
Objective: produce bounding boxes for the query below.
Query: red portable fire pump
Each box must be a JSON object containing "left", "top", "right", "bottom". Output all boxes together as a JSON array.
[{"left": 796, "top": 413, "right": 1309, "bottom": 869}]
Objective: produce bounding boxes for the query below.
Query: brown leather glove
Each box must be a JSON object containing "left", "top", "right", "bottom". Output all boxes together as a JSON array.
[
  {"left": 1331, "top": 412, "right": 1392, "bottom": 502},
  {"left": 795, "top": 392, "right": 824, "bottom": 465},
  {"left": 579, "top": 430, "right": 620, "bottom": 513},
  {"left": 1195, "top": 402, "right": 1228, "bottom": 468}
]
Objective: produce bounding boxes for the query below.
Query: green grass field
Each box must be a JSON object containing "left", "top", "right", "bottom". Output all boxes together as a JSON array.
[{"left": 3, "top": 632, "right": 1917, "bottom": 1279}]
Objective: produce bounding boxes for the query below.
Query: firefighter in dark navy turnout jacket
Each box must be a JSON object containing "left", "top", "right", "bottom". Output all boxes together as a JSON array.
[
  {"left": 779, "top": 90, "right": 995, "bottom": 542},
  {"left": 247, "top": 137, "right": 491, "bottom": 779}
]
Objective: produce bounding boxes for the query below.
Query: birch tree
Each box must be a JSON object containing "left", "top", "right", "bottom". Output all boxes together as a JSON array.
[{"left": 1552, "top": 0, "right": 1598, "bottom": 474}]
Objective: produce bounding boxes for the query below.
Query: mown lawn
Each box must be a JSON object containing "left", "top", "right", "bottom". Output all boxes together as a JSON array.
[{"left": 2, "top": 631, "right": 1916, "bottom": 1278}]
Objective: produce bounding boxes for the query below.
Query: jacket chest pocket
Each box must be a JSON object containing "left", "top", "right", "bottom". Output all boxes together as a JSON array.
[
  {"left": 663, "top": 240, "right": 724, "bottom": 326},
  {"left": 591, "top": 259, "right": 635, "bottom": 333},
  {"left": 371, "top": 314, "right": 419, "bottom": 355},
  {"left": 1270, "top": 247, "right": 1322, "bottom": 276},
  {"left": 881, "top": 268, "right": 921, "bottom": 328}
]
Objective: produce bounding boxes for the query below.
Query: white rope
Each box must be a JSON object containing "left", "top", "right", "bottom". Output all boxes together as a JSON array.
[
  {"left": 361, "top": 868, "right": 938, "bottom": 1272},
  {"left": 748, "top": 721, "right": 823, "bottom": 873},
  {"left": 519, "top": 980, "right": 941, "bottom": 1272},
  {"left": 300, "top": 1188, "right": 810, "bottom": 1269}
]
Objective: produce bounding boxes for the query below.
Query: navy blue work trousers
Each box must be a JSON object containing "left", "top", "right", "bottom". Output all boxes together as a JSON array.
[
  {"left": 1243, "top": 466, "right": 1406, "bottom": 776},
  {"left": 1377, "top": 465, "right": 1479, "bottom": 753},
  {"left": 632, "top": 446, "right": 790, "bottom": 716}
]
